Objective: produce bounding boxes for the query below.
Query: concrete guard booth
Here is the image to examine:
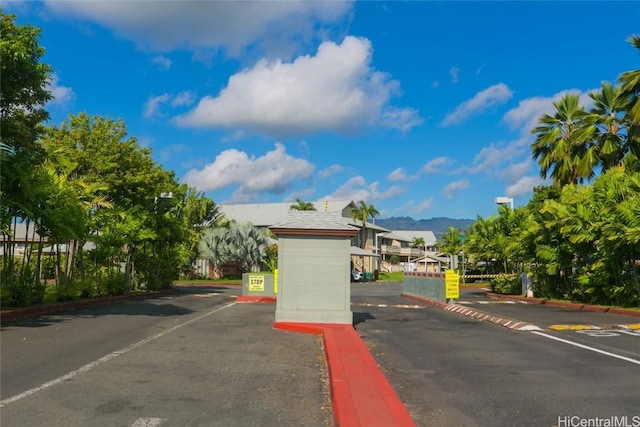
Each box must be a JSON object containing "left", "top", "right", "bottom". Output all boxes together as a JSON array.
[{"left": 270, "top": 211, "right": 358, "bottom": 325}]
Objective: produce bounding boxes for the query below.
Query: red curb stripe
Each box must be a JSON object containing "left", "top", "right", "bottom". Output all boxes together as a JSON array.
[
  {"left": 274, "top": 322, "right": 416, "bottom": 427},
  {"left": 235, "top": 296, "right": 276, "bottom": 303}
]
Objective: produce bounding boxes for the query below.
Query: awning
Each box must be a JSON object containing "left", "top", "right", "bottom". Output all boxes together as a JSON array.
[{"left": 350, "top": 246, "right": 380, "bottom": 257}]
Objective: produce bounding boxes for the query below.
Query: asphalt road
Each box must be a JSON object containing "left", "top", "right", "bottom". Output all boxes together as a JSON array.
[
  {"left": 2, "top": 282, "right": 639, "bottom": 427},
  {"left": 1, "top": 285, "right": 330, "bottom": 427},
  {"left": 352, "top": 282, "right": 640, "bottom": 427}
]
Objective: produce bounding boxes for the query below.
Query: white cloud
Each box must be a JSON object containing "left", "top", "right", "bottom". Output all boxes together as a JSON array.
[
  {"left": 144, "top": 94, "right": 171, "bottom": 119},
  {"left": 151, "top": 55, "right": 172, "bottom": 70},
  {"left": 503, "top": 88, "right": 593, "bottom": 135},
  {"left": 431, "top": 80, "right": 440, "bottom": 89},
  {"left": 44, "top": 1, "right": 352, "bottom": 58},
  {"left": 183, "top": 143, "right": 314, "bottom": 202},
  {"left": 443, "top": 180, "right": 469, "bottom": 199},
  {"left": 505, "top": 176, "right": 544, "bottom": 197},
  {"left": 144, "top": 91, "right": 195, "bottom": 118},
  {"left": 386, "top": 167, "right": 418, "bottom": 182},
  {"left": 442, "top": 83, "right": 513, "bottom": 126},
  {"left": 322, "top": 176, "right": 406, "bottom": 203},
  {"left": 387, "top": 167, "right": 409, "bottom": 182},
  {"left": 171, "top": 91, "right": 195, "bottom": 107},
  {"left": 449, "top": 66, "right": 460, "bottom": 84},
  {"left": 500, "top": 159, "right": 532, "bottom": 182},
  {"left": 319, "top": 164, "right": 344, "bottom": 179},
  {"left": 407, "top": 198, "right": 434, "bottom": 215},
  {"left": 422, "top": 156, "right": 451, "bottom": 174},
  {"left": 174, "top": 36, "right": 422, "bottom": 136},
  {"left": 467, "top": 138, "right": 528, "bottom": 175},
  {"left": 46, "top": 74, "right": 75, "bottom": 106}
]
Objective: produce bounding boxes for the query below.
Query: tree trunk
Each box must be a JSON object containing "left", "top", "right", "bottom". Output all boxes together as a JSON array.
[{"left": 65, "top": 239, "right": 77, "bottom": 287}]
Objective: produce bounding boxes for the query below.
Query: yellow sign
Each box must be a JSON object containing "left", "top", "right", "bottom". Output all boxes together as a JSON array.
[
  {"left": 274, "top": 269, "right": 278, "bottom": 294},
  {"left": 248, "top": 275, "right": 265, "bottom": 292},
  {"left": 445, "top": 270, "right": 460, "bottom": 299}
]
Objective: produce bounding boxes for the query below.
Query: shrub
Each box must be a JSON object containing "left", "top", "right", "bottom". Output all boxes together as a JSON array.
[{"left": 491, "top": 275, "right": 520, "bottom": 295}]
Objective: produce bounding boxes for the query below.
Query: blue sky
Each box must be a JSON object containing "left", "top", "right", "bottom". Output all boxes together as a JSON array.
[{"left": 7, "top": 1, "right": 640, "bottom": 219}]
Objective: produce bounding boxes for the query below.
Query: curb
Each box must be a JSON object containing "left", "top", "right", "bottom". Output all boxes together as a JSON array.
[
  {"left": 485, "top": 292, "right": 640, "bottom": 318},
  {"left": 236, "top": 296, "right": 277, "bottom": 303},
  {"left": 0, "top": 289, "right": 178, "bottom": 323},
  {"left": 402, "top": 293, "right": 543, "bottom": 331},
  {"left": 274, "top": 322, "right": 416, "bottom": 427}
]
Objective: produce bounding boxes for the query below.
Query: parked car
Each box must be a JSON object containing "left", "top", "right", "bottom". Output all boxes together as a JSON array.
[{"left": 351, "top": 269, "right": 363, "bottom": 282}]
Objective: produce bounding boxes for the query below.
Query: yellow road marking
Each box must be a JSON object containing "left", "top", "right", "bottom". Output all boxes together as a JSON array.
[{"left": 548, "top": 324, "right": 601, "bottom": 331}]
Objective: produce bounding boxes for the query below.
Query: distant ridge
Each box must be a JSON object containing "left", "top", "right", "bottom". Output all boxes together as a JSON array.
[{"left": 376, "top": 216, "right": 474, "bottom": 239}]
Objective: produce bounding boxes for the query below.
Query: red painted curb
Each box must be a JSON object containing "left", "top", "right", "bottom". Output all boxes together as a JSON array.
[
  {"left": 236, "top": 295, "right": 276, "bottom": 303},
  {"left": 0, "top": 289, "right": 177, "bottom": 322},
  {"left": 274, "top": 322, "right": 416, "bottom": 427},
  {"left": 485, "top": 292, "right": 640, "bottom": 317}
]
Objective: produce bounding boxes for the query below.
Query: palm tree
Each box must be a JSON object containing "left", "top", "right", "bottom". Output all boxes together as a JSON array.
[
  {"left": 531, "top": 93, "right": 591, "bottom": 186},
  {"left": 411, "top": 236, "right": 425, "bottom": 250},
  {"left": 351, "top": 200, "right": 379, "bottom": 249},
  {"left": 289, "top": 198, "right": 316, "bottom": 211},
  {"left": 580, "top": 82, "right": 630, "bottom": 173},
  {"left": 618, "top": 34, "right": 640, "bottom": 171}
]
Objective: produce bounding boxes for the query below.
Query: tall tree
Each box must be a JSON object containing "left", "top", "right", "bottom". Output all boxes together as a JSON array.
[
  {"left": 0, "top": 11, "right": 51, "bottom": 156},
  {"left": 351, "top": 200, "right": 379, "bottom": 249},
  {"left": 618, "top": 34, "right": 640, "bottom": 172},
  {"left": 580, "top": 82, "right": 630, "bottom": 173},
  {"left": 0, "top": 11, "right": 53, "bottom": 299},
  {"left": 531, "top": 93, "right": 591, "bottom": 186}
]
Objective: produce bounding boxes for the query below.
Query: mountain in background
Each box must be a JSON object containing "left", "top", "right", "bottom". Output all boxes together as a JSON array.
[{"left": 376, "top": 216, "right": 475, "bottom": 239}]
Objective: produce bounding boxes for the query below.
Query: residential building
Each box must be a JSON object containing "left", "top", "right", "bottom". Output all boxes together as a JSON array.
[{"left": 216, "top": 201, "right": 443, "bottom": 277}]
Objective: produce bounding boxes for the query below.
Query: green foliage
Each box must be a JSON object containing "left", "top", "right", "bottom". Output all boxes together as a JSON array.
[
  {"left": 263, "top": 243, "right": 278, "bottom": 273},
  {"left": 289, "top": 198, "right": 316, "bottom": 211},
  {"left": 378, "top": 271, "right": 403, "bottom": 281},
  {"left": 198, "top": 222, "right": 270, "bottom": 276},
  {"left": 390, "top": 255, "right": 399, "bottom": 265},
  {"left": 0, "top": 264, "right": 46, "bottom": 308},
  {"left": 490, "top": 275, "right": 520, "bottom": 295},
  {"left": 439, "top": 227, "right": 463, "bottom": 257},
  {"left": 465, "top": 37, "right": 640, "bottom": 307},
  {"left": 351, "top": 200, "right": 379, "bottom": 249}
]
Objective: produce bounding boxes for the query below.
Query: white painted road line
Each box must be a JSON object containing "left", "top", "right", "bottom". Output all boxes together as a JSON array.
[
  {"left": 131, "top": 418, "right": 167, "bottom": 427},
  {"left": 530, "top": 331, "right": 640, "bottom": 366},
  {"left": 0, "top": 302, "right": 237, "bottom": 408}
]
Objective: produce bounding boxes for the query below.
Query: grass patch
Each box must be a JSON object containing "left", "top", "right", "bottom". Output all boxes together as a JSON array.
[{"left": 377, "top": 271, "right": 404, "bottom": 282}]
